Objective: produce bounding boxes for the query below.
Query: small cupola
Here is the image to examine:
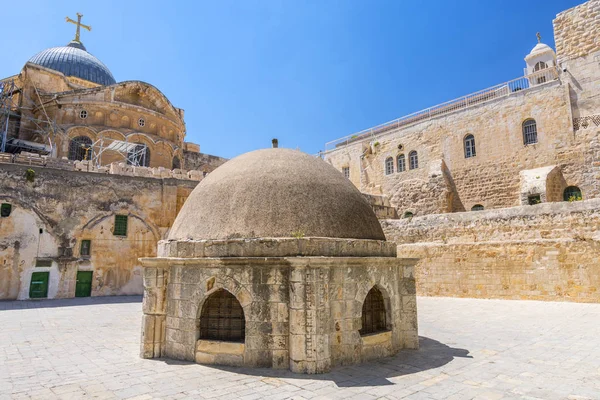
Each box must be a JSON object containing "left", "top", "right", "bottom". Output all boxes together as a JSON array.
[{"left": 524, "top": 32, "right": 557, "bottom": 86}]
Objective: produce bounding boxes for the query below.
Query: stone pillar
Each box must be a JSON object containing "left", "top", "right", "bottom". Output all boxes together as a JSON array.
[
  {"left": 288, "top": 262, "right": 331, "bottom": 373},
  {"left": 140, "top": 266, "right": 168, "bottom": 358}
]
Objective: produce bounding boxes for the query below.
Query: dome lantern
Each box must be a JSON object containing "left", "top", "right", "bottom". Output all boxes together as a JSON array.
[{"left": 524, "top": 32, "right": 557, "bottom": 86}]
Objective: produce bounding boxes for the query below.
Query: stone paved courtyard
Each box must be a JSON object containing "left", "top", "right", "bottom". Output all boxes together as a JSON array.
[{"left": 1, "top": 296, "right": 599, "bottom": 400}]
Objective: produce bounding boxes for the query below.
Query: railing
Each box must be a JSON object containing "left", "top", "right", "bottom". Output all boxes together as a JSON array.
[{"left": 324, "top": 68, "right": 559, "bottom": 152}]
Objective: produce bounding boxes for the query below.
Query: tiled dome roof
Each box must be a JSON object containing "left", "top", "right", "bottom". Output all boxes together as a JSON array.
[{"left": 28, "top": 41, "right": 116, "bottom": 86}]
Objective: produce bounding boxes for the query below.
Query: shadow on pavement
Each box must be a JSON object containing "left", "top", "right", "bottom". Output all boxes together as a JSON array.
[
  {"left": 161, "top": 336, "right": 472, "bottom": 387},
  {"left": 0, "top": 295, "right": 142, "bottom": 309}
]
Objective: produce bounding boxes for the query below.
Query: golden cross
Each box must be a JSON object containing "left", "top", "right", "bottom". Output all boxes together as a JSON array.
[
  {"left": 65, "top": 13, "right": 91, "bottom": 43},
  {"left": 536, "top": 32, "right": 541, "bottom": 43}
]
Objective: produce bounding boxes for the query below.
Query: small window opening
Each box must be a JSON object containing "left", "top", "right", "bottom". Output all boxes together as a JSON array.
[
  {"left": 385, "top": 157, "right": 394, "bottom": 175},
  {"left": 79, "top": 110, "right": 88, "bottom": 119},
  {"left": 464, "top": 134, "right": 476, "bottom": 158},
  {"left": 360, "top": 287, "right": 387, "bottom": 336},
  {"left": 199, "top": 289, "right": 245, "bottom": 342},
  {"left": 528, "top": 194, "right": 541, "bottom": 205},
  {"left": 563, "top": 186, "right": 582, "bottom": 202},
  {"left": 80, "top": 240, "right": 91, "bottom": 257},
  {"left": 1, "top": 203, "right": 12, "bottom": 217},
  {"left": 138, "top": 117, "right": 145, "bottom": 127},
  {"left": 35, "top": 259, "right": 52, "bottom": 268},
  {"left": 397, "top": 154, "right": 405, "bottom": 172},
  {"left": 113, "top": 215, "right": 128, "bottom": 236},
  {"left": 471, "top": 204, "right": 484, "bottom": 211},
  {"left": 409, "top": 151, "right": 418, "bottom": 169},
  {"left": 523, "top": 119, "right": 538, "bottom": 145},
  {"left": 403, "top": 211, "right": 413, "bottom": 218},
  {"left": 342, "top": 166, "right": 350, "bottom": 179}
]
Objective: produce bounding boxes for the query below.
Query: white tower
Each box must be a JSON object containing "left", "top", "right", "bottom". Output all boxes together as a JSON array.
[{"left": 524, "top": 33, "right": 557, "bottom": 86}]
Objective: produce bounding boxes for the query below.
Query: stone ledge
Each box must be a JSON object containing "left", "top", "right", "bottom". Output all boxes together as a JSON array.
[
  {"left": 361, "top": 330, "right": 392, "bottom": 346},
  {"left": 156, "top": 237, "right": 397, "bottom": 259}
]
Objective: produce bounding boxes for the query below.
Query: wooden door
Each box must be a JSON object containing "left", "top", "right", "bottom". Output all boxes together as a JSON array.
[
  {"left": 75, "top": 271, "right": 93, "bottom": 297},
  {"left": 29, "top": 272, "right": 49, "bottom": 298}
]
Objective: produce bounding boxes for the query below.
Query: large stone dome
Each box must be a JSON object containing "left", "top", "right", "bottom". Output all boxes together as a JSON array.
[
  {"left": 168, "top": 148, "right": 385, "bottom": 241},
  {"left": 28, "top": 41, "right": 116, "bottom": 86}
]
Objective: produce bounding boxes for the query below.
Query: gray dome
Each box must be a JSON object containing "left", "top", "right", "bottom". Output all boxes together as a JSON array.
[
  {"left": 168, "top": 148, "right": 386, "bottom": 241},
  {"left": 28, "top": 41, "right": 116, "bottom": 86}
]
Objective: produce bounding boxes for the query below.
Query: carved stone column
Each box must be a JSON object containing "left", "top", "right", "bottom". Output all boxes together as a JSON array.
[{"left": 140, "top": 265, "right": 169, "bottom": 358}]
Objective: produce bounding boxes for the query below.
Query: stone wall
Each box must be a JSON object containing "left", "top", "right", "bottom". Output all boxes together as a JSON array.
[
  {"left": 325, "top": 81, "right": 581, "bottom": 216},
  {"left": 554, "top": 0, "right": 600, "bottom": 63},
  {"left": 183, "top": 151, "right": 228, "bottom": 174},
  {"left": 0, "top": 162, "right": 197, "bottom": 300},
  {"left": 381, "top": 199, "right": 600, "bottom": 302}
]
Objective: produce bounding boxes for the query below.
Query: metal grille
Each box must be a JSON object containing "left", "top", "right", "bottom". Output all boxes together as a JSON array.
[
  {"left": 563, "top": 186, "right": 582, "bottom": 201},
  {"left": 68, "top": 136, "right": 93, "bottom": 161},
  {"left": 113, "top": 215, "right": 128, "bottom": 236},
  {"left": 360, "top": 287, "right": 387, "bottom": 336},
  {"left": 385, "top": 157, "right": 394, "bottom": 175},
  {"left": 397, "top": 154, "right": 405, "bottom": 172},
  {"left": 409, "top": 151, "right": 418, "bottom": 170},
  {"left": 200, "top": 289, "right": 245, "bottom": 342},
  {"left": 464, "top": 135, "right": 476, "bottom": 158},
  {"left": 342, "top": 166, "right": 350, "bottom": 179},
  {"left": 523, "top": 119, "right": 538, "bottom": 145},
  {"left": 471, "top": 204, "right": 484, "bottom": 211}
]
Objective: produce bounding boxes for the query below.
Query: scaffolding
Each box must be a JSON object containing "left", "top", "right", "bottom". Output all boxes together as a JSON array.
[
  {"left": 0, "top": 80, "right": 18, "bottom": 153},
  {"left": 0, "top": 78, "right": 57, "bottom": 155},
  {"left": 90, "top": 138, "right": 148, "bottom": 168}
]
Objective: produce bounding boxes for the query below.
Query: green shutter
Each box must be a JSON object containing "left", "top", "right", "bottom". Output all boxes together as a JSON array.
[
  {"left": 29, "top": 272, "right": 49, "bottom": 298},
  {"left": 114, "top": 215, "right": 128, "bottom": 236},
  {"left": 0, "top": 203, "right": 11, "bottom": 217}
]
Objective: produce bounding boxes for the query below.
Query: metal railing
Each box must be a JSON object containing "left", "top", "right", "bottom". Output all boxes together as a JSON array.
[{"left": 324, "top": 68, "right": 559, "bottom": 152}]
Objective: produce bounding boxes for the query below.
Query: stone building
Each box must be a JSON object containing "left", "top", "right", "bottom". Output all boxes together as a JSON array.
[
  {"left": 324, "top": 1, "right": 600, "bottom": 216},
  {"left": 324, "top": 0, "right": 600, "bottom": 302},
  {"left": 140, "top": 148, "right": 418, "bottom": 372},
  {"left": 0, "top": 15, "right": 227, "bottom": 300}
]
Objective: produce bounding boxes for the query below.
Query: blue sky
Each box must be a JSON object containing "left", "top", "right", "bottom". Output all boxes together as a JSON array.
[{"left": 0, "top": 0, "right": 581, "bottom": 159}]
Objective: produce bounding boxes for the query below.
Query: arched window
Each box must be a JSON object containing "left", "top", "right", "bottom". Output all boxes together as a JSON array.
[
  {"left": 403, "top": 211, "right": 413, "bottom": 218},
  {"left": 534, "top": 62, "right": 548, "bottom": 84},
  {"left": 464, "top": 134, "right": 476, "bottom": 158},
  {"left": 172, "top": 156, "right": 181, "bottom": 169},
  {"left": 385, "top": 157, "right": 394, "bottom": 175},
  {"left": 563, "top": 186, "right": 582, "bottom": 201},
  {"left": 534, "top": 61, "right": 548, "bottom": 72},
  {"left": 199, "top": 289, "right": 245, "bottom": 342},
  {"left": 360, "top": 287, "right": 387, "bottom": 336},
  {"left": 471, "top": 204, "right": 484, "bottom": 211},
  {"left": 127, "top": 143, "right": 151, "bottom": 167},
  {"left": 523, "top": 119, "right": 537, "bottom": 145},
  {"left": 409, "top": 151, "right": 418, "bottom": 169},
  {"left": 397, "top": 154, "right": 406, "bottom": 172},
  {"left": 68, "top": 136, "right": 93, "bottom": 161}
]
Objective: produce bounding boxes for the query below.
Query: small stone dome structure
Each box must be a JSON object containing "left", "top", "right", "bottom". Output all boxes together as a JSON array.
[
  {"left": 140, "top": 148, "right": 418, "bottom": 373},
  {"left": 169, "top": 148, "right": 385, "bottom": 241}
]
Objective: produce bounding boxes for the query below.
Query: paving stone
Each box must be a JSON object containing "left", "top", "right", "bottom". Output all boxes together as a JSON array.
[{"left": 0, "top": 296, "right": 599, "bottom": 399}]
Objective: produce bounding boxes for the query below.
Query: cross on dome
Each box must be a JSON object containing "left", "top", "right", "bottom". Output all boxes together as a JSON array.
[{"left": 65, "top": 13, "right": 91, "bottom": 43}]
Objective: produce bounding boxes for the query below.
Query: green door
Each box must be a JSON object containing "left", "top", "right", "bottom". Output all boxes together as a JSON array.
[
  {"left": 75, "top": 271, "right": 93, "bottom": 297},
  {"left": 29, "top": 272, "right": 49, "bottom": 298}
]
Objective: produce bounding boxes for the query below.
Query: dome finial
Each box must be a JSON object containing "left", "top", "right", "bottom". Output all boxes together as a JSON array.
[
  {"left": 536, "top": 32, "right": 541, "bottom": 43},
  {"left": 65, "top": 13, "right": 91, "bottom": 43}
]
